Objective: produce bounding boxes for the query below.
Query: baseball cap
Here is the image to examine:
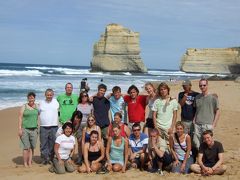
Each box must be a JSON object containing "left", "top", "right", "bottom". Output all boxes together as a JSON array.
[{"left": 182, "top": 79, "right": 192, "bottom": 86}]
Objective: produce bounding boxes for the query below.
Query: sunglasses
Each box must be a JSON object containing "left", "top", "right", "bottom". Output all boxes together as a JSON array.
[
  {"left": 199, "top": 84, "right": 207, "bottom": 87},
  {"left": 82, "top": 95, "right": 88, "bottom": 97},
  {"left": 133, "top": 129, "right": 140, "bottom": 132},
  {"left": 88, "top": 119, "right": 95, "bottom": 122}
]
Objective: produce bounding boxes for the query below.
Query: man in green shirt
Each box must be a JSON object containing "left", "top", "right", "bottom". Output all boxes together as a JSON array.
[{"left": 57, "top": 82, "right": 78, "bottom": 124}]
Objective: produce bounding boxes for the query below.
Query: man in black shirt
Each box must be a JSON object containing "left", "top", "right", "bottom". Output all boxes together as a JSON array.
[
  {"left": 190, "top": 130, "right": 227, "bottom": 175},
  {"left": 92, "top": 84, "right": 110, "bottom": 146},
  {"left": 178, "top": 79, "right": 199, "bottom": 136}
]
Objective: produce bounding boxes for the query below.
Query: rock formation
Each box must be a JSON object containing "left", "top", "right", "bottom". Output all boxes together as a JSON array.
[
  {"left": 180, "top": 47, "right": 240, "bottom": 74},
  {"left": 91, "top": 23, "right": 147, "bottom": 72}
]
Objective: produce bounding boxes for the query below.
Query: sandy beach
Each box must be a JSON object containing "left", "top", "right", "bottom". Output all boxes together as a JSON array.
[{"left": 0, "top": 80, "right": 240, "bottom": 180}]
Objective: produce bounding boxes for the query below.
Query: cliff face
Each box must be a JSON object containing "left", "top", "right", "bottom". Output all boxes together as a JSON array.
[
  {"left": 91, "top": 24, "right": 147, "bottom": 72},
  {"left": 180, "top": 48, "right": 240, "bottom": 74}
]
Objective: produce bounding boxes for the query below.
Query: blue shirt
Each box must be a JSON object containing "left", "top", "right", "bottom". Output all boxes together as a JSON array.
[
  {"left": 109, "top": 96, "right": 125, "bottom": 122},
  {"left": 129, "top": 133, "right": 148, "bottom": 153}
]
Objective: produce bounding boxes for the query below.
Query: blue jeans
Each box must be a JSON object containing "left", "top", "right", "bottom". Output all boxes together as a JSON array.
[
  {"left": 172, "top": 156, "right": 194, "bottom": 174},
  {"left": 40, "top": 126, "right": 58, "bottom": 161}
]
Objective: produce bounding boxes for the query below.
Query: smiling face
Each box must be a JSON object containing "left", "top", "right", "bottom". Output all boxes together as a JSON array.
[
  {"left": 199, "top": 79, "right": 208, "bottom": 93},
  {"left": 45, "top": 91, "right": 54, "bottom": 102},
  {"left": 176, "top": 124, "right": 184, "bottom": 136},
  {"left": 28, "top": 95, "right": 35, "bottom": 105},
  {"left": 132, "top": 126, "right": 141, "bottom": 138},
  {"left": 113, "top": 90, "right": 121, "bottom": 100},
  {"left": 203, "top": 133, "right": 214, "bottom": 146},
  {"left": 114, "top": 114, "right": 121, "bottom": 124},
  {"left": 145, "top": 84, "right": 155, "bottom": 96},
  {"left": 65, "top": 83, "right": 73, "bottom": 95},
  {"left": 63, "top": 126, "right": 72, "bottom": 137},
  {"left": 97, "top": 88, "right": 106, "bottom": 98},
  {"left": 159, "top": 87, "right": 169, "bottom": 98},
  {"left": 129, "top": 88, "right": 138, "bottom": 99},
  {"left": 112, "top": 127, "right": 120, "bottom": 137},
  {"left": 90, "top": 133, "right": 98, "bottom": 144},
  {"left": 87, "top": 116, "right": 96, "bottom": 127}
]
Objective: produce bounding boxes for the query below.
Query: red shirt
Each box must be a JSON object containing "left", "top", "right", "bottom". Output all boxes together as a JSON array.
[
  {"left": 124, "top": 95, "right": 147, "bottom": 123},
  {"left": 108, "top": 123, "right": 126, "bottom": 138}
]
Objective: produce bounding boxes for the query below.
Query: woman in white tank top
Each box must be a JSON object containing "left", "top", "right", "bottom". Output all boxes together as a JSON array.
[{"left": 169, "top": 121, "right": 193, "bottom": 174}]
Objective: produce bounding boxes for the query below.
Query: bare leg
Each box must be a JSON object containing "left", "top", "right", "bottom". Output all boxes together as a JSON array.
[
  {"left": 23, "top": 149, "right": 29, "bottom": 168},
  {"left": 28, "top": 149, "right": 33, "bottom": 167}
]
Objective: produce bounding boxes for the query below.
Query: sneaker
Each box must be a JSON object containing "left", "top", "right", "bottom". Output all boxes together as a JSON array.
[{"left": 96, "top": 166, "right": 109, "bottom": 174}]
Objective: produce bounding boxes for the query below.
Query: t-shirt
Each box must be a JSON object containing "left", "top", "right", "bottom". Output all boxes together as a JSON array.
[
  {"left": 109, "top": 96, "right": 126, "bottom": 122},
  {"left": 55, "top": 134, "right": 75, "bottom": 160},
  {"left": 195, "top": 94, "right": 219, "bottom": 125},
  {"left": 92, "top": 96, "right": 110, "bottom": 128},
  {"left": 199, "top": 141, "right": 224, "bottom": 167},
  {"left": 152, "top": 98, "right": 178, "bottom": 130},
  {"left": 124, "top": 95, "right": 147, "bottom": 123},
  {"left": 77, "top": 103, "right": 93, "bottom": 124},
  {"left": 178, "top": 91, "right": 199, "bottom": 121},
  {"left": 39, "top": 99, "right": 59, "bottom": 126},
  {"left": 129, "top": 133, "right": 148, "bottom": 153},
  {"left": 57, "top": 93, "right": 78, "bottom": 124}
]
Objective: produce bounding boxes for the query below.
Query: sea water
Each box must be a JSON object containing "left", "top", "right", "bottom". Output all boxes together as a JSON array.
[{"left": 0, "top": 63, "right": 217, "bottom": 110}]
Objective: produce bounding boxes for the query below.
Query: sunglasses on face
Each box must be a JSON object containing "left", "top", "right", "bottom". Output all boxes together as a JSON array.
[
  {"left": 88, "top": 119, "right": 94, "bottom": 122},
  {"left": 199, "top": 84, "right": 207, "bottom": 87},
  {"left": 133, "top": 129, "right": 140, "bottom": 132},
  {"left": 82, "top": 94, "right": 88, "bottom": 97}
]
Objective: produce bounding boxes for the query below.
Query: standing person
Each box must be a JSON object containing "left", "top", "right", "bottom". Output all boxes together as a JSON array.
[
  {"left": 18, "top": 92, "right": 39, "bottom": 167},
  {"left": 152, "top": 82, "right": 178, "bottom": 145},
  {"left": 57, "top": 82, "right": 78, "bottom": 125},
  {"left": 79, "top": 130, "right": 105, "bottom": 173},
  {"left": 169, "top": 121, "right": 193, "bottom": 174},
  {"left": 39, "top": 89, "right": 59, "bottom": 165},
  {"left": 193, "top": 78, "right": 220, "bottom": 149},
  {"left": 108, "top": 86, "right": 126, "bottom": 123},
  {"left": 108, "top": 112, "right": 130, "bottom": 138},
  {"left": 144, "top": 82, "right": 157, "bottom": 135},
  {"left": 148, "top": 128, "right": 172, "bottom": 174},
  {"left": 49, "top": 122, "right": 75, "bottom": 174},
  {"left": 106, "top": 123, "right": 128, "bottom": 173},
  {"left": 128, "top": 123, "right": 148, "bottom": 170},
  {"left": 92, "top": 84, "right": 110, "bottom": 146},
  {"left": 124, "top": 85, "right": 147, "bottom": 130},
  {"left": 190, "top": 130, "right": 227, "bottom": 176},
  {"left": 178, "top": 80, "right": 199, "bottom": 136}
]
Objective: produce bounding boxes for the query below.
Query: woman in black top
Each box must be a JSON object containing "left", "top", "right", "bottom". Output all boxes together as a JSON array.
[{"left": 78, "top": 130, "right": 104, "bottom": 173}]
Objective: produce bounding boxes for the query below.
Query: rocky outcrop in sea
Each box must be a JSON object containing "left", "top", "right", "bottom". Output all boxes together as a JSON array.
[
  {"left": 180, "top": 47, "right": 240, "bottom": 74},
  {"left": 91, "top": 23, "right": 147, "bottom": 73}
]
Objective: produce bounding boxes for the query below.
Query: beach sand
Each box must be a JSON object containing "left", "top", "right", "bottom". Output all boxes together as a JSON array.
[{"left": 0, "top": 80, "right": 239, "bottom": 180}]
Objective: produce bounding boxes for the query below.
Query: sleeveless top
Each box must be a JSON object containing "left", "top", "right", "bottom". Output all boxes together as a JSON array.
[
  {"left": 147, "top": 98, "right": 155, "bottom": 119},
  {"left": 85, "top": 126, "right": 99, "bottom": 142},
  {"left": 173, "top": 134, "right": 191, "bottom": 161},
  {"left": 88, "top": 143, "right": 101, "bottom": 162},
  {"left": 110, "top": 137, "right": 125, "bottom": 165},
  {"left": 22, "top": 104, "right": 38, "bottom": 129},
  {"left": 109, "top": 123, "right": 126, "bottom": 138}
]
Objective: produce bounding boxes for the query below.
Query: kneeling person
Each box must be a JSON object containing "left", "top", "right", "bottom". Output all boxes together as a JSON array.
[
  {"left": 190, "top": 130, "right": 227, "bottom": 175},
  {"left": 79, "top": 130, "right": 105, "bottom": 173},
  {"left": 129, "top": 123, "right": 148, "bottom": 170}
]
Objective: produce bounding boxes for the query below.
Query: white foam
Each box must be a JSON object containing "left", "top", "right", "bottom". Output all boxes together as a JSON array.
[
  {"left": 0, "top": 70, "right": 43, "bottom": 76},
  {"left": 148, "top": 70, "right": 218, "bottom": 77}
]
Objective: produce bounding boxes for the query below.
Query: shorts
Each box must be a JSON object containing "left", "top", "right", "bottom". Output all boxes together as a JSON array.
[
  {"left": 20, "top": 128, "right": 38, "bottom": 149},
  {"left": 145, "top": 118, "right": 154, "bottom": 128}
]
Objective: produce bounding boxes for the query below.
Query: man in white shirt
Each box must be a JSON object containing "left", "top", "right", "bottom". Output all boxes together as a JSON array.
[{"left": 39, "top": 89, "right": 59, "bottom": 164}]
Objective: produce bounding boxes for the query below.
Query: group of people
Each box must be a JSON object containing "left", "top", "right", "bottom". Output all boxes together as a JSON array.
[{"left": 18, "top": 78, "right": 227, "bottom": 176}]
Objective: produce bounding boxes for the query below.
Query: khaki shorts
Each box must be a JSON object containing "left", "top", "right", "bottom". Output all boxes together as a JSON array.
[{"left": 20, "top": 128, "right": 38, "bottom": 149}]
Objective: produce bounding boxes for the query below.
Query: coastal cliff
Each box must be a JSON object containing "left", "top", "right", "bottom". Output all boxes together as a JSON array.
[
  {"left": 91, "top": 23, "right": 147, "bottom": 73},
  {"left": 180, "top": 48, "right": 240, "bottom": 74}
]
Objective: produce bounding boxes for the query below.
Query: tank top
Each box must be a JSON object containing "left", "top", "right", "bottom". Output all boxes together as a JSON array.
[
  {"left": 85, "top": 126, "right": 99, "bottom": 142},
  {"left": 109, "top": 123, "right": 126, "bottom": 138},
  {"left": 147, "top": 98, "right": 155, "bottom": 119},
  {"left": 88, "top": 143, "right": 101, "bottom": 162},
  {"left": 110, "top": 137, "right": 125, "bottom": 164},
  {"left": 22, "top": 104, "right": 38, "bottom": 129},
  {"left": 174, "top": 134, "right": 190, "bottom": 161}
]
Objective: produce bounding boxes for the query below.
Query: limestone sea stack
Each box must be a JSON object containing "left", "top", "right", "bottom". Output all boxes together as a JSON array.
[
  {"left": 180, "top": 47, "right": 240, "bottom": 74},
  {"left": 91, "top": 23, "right": 147, "bottom": 73}
]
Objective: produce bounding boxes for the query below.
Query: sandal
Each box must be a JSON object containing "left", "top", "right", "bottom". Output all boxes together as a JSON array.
[{"left": 96, "top": 166, "right": 109, "bottom": 174}]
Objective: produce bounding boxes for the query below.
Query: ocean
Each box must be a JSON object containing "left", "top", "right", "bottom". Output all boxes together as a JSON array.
[{"left": 0, "top": 63, "right": 218, "bottom": 110}]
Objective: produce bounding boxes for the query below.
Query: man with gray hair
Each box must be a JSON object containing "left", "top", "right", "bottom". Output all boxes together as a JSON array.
[{"left": 39, "top": 89, "right": 59, "bottom": 164}]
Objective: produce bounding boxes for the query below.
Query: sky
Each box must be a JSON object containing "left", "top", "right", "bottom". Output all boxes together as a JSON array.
[{"left": 0, "top": 0, "right": 239, "bottom": 70}]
